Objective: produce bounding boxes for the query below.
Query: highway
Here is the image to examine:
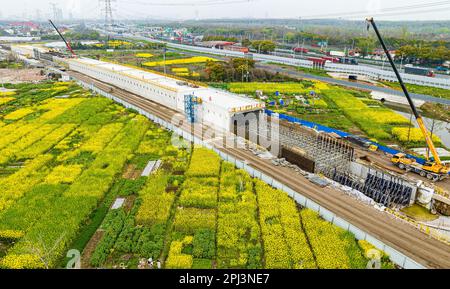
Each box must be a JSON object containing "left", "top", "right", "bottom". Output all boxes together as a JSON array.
[{"left": 69, "top": 70, "right": 450, "bottom": 269}]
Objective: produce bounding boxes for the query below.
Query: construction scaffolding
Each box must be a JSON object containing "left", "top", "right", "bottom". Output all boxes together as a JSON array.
[
  {"left": 237, "top": 115, "right": 413, "bottom": 208},
  {"left": 332, "top": 168, "right": 413, "bottom": 207},
  {"left": 184, "top": 94, "right": 201, "bottom": 123},
  {"left": 277, "top": 120, "right": 354, "bottom": 176}
]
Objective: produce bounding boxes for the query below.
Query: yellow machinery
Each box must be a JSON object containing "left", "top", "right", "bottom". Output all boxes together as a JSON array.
[
  {"left": 368, "top": 144, "right": 378, "bottom": 152},
  {"left": 368, "top": 18, "right": 449, "bottom": 182}
]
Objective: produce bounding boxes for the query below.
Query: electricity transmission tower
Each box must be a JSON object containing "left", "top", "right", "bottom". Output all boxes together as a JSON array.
[
  {"left": 50, "top": 3, "right": 62, "bottom": 22},
  {"left": 99, "top": 0, "right": 115, "bottom": 32}
]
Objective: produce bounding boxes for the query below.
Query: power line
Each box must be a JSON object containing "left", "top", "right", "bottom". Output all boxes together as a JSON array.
[
  {"left": 99, "top": 0, "right": 115, "bottom": 31},
  {"left": 120, "top": 0, "right": 259, "bottom": 7},
  {"left": 298, "top": 0, "right": 450, "bottom": 20},
  {"left": 346, "top": 5, "right": 450, "bottom": 20}
]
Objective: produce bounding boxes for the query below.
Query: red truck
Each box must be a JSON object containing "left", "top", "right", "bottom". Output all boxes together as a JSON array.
[
  {"left": 321, "top": 56, "right": 340, "bottom": 63},
  {"left": 293, "top": 47, "right": 309, "bottom": 54},
  {"left": 307, "top": 57, "right": 327, "bottom": 65}
]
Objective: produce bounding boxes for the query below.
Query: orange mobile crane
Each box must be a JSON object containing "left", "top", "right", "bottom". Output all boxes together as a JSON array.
[{"left": 367, "top": 18, "right": 449, "bottom": 182}]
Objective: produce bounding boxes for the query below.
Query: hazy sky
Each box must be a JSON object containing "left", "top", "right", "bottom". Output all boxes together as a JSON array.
[{"left": 2, "top": 0, "right": 450, "bottom": 21}]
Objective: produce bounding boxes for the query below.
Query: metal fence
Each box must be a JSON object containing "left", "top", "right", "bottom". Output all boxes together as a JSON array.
[{"left": 75, "top": 77, "right": 426, "bottom": 269}]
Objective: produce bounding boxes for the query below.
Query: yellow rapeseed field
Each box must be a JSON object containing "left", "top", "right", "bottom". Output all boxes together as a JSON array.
[{"left": 143, "top": 56, "right": 217, "bottom": 67}]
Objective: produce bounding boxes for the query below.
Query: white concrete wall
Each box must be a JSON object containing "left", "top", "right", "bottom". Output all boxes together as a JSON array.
[{"left": 69, "top": 60, "right": 234, "bottom": 131}]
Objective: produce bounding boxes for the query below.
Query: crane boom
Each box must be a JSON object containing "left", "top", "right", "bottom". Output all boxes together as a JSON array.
[
  {"left": 48, "top": 19, "right": 77, "bottom": 57},
  {"left": 366, "top": 17, "right": 442, "bottom": 166}
]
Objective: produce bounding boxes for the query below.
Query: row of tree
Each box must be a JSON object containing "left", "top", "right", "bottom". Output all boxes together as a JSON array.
[
  {"left": 202, "top": 35, "right": 239, "bottom": 42},
  {"left": 41, "top": 30, "right": 101, "bottom": 41},
  {"left": 203, "top": 57, "right": 294, "bottom": 82},
  {"left": 397, "top": 45, "right": 450, "bottom": 65}
]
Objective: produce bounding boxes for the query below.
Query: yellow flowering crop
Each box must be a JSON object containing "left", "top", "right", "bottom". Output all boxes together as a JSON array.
[
  {"left": 186, "top": 148, "right": 221, "bottom": 177},
  {"left": 364, "top": 110, "right": 410, "bottom": 125},
  {"left": 179, "top": 177, "right": 218, "bottom": 208},
  {"left": 44, "top": 165, "right": 83, "bottom": 184},
  {"left": 0, "top": 254, "right": 45, "bottom": 269},
  {"left": 0, "top": 97, "right": 15, "bottom": 105},
  {"left": 391, "top": 127, "right": 442, "bottom": 144},
  {"left": 143, "top": 56, "right": 217, "bottom": 67},
  {"left": 18, "top": 124, "right": 77, "bottom": 159},
  {"left": 108, "top": 40, "right": 132, "bottom": 47},
  {"left": 229, "top": 82, "right": 306, "bottom": 95},
  {"left": 313, "top": 81, "right": 330, "bottom": 91},
  {"left": 0, "top": 154, "right": 53, "bottom": 213},
  {"left": 172, "top": 67, "right": 189, "bottom": 73},
  {"left": 3, "top": 107, "right": 35, "bottom": 120},
  {"left": 166, "top": 237, "right": 194, "bottom": 269},
  {"left": 81, "top": 123, "right": 124, "bottom": 153},
  {"left": 254, "top": 180, "right": 316, "bottom": 269},
  {"left": 300, "top": 209, "right": 367, "bottom": 269},
  {"left": 358, "top": 240, "right": 382, "bottom": 260},
  {"left": 310, "top": 98, "right": 328, "bottom": 108},
  {"left": 135, "top": 53, "right": 154, "bottom": 58},
  {"left": 0, "top": 124, "right": 58, "bottom": 164},
  {"left": 0, "top": 229, "right": 24, "bottom": 240},
  {"left": 0, "top": 91, "right": 16, "bottom": 97},
  {"left": 173, "top": 208, "right": 216, "bottom": 234},
  {"left": 135, "top": 173, "right": 174, "bottom": 226},
  {"left": 217, "top": 162, "right": 261, "bottom": 268}
]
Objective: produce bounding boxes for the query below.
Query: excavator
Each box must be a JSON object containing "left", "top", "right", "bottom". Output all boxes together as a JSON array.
[{"left": 367, "top": 18, "right": 449, "bottom": 182}]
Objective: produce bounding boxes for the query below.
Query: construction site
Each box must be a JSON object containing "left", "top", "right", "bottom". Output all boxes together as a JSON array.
[
  {"left": 1, "top": 1, "right": 450, "bottom": 273},
  {"left": 5, "top": 23, "right": 450, "bottom": 267}
]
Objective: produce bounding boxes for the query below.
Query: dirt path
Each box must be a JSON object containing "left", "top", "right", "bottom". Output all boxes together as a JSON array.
[
  {"left": 81, "top": 229, "right": 105, "bottom": 269},
  {"left": 122, "top": 164, "right": 141, "bottom": 180}
]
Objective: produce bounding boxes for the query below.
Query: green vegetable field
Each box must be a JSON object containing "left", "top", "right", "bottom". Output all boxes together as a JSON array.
[{"left": 0, "top": 81, "right": 393, "bottom": 269}]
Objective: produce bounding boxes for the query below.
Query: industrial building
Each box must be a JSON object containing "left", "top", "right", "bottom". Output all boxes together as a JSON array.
[
  {"left": 198, "top": 41, "right": 250, "bottom": 53},
  {"left": 67, "top": 57, "right": 264, "bottom": 131},
  {"left": 11, "top": 44, "right": 48, "bottom": 58}
]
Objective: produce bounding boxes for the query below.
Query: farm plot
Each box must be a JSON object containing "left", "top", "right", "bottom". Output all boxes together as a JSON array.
[
  {"left": 143, "top": 56, "right": 217, "bottom": 67},
  {"left": 0, "top": 81, "right": 155, "bottom": 268},
  {"left": 84, "top": 126, "right": 189, "bottom": 269},
  {"left": 0, "top": 81, "right": 393, "bottom": 269},
  {"left": 216, "top": 81, "right": 358, "bottom": 132},
  {"left": 85, "top": 145, "right": 393, "bottom": 269},
  {"left": 221, "top": 81, "right": 420, "bottom": 145},
  {"left": 321, "top": 87, "right": 412, "bottom": 141},
  {"left": 85, "top": 49, "right": 208, "bottom": 81},
  {"left": 228, "top": 82, "right": 309, "bottom": 95},
  {"left": 391, "top": 127, "right": 442, "bottom": 147}
]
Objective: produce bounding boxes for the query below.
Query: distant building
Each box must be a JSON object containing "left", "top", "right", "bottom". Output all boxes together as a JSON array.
[
  {"left": 372, "top": 48, "right": 396, "bottom": 58},
  {"left": 198, "top": 41, "right": 236, "bottom": 49},
  {"left": 198, "top": 41, "right": 249, "bottom": 53}
]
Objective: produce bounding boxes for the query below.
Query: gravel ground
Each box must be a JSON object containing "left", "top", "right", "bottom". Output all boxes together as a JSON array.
[{"left": 0, "top": 68, "right": 46, "bottom": 83}]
